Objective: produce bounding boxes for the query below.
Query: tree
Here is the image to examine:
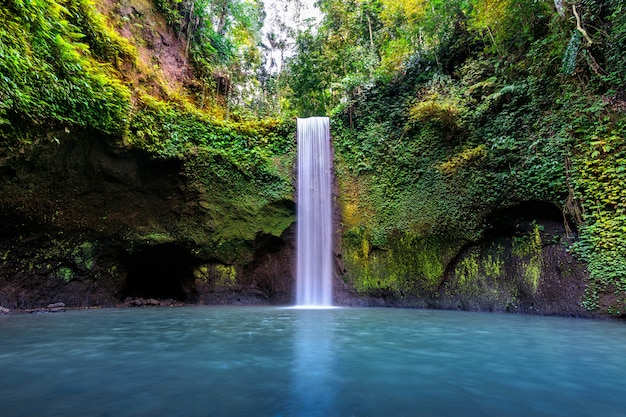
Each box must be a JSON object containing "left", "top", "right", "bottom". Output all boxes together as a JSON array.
[{"left": 154, "top": 0, "right": 265, "bottom": 109}]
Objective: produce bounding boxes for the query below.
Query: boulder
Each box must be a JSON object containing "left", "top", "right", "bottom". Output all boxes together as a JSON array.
[
  {"left": 129, "top": 298, "right": 144, "bottom": 306},
  {"left": 47, "top": 302, "right": 66, "bottom": 312}
]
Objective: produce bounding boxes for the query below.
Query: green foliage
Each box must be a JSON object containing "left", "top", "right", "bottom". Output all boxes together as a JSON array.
[
  {"left": 127, "top": 95, "right": 294, "bottom": 161},
  {"left": 318, "top": 0, "right": 623, "bottom": 311},
  {"left": 334, "top": 61, "right": 570, "bottom": 248},
  {"left": 378, "top": 0, "right": 469, "bottom": 75},
  {"left": 408, "top": 93, "right": 462, "bottom": 131},
  {"left": 124, "top": 95, "right": 296, "bottom": 261},
  {"left": 468, "top": 0, "right": 551, "bottom": 56},
  {"left": 285, "top": 0, "right": 400, "bottom": 116},
  {"left": 0, "top": 0, "right": 297, "bottom": 266},
  {"left": 71, "top": 241, "right": 95, "bottom": 272},
  {"left": 571, "top": 115, "right": 626, "bottom": 311},
  {"left": 152, "top": 0, "right": 264, "bottom": 106},
  {"left": 65, "top": 0, "right": 137, "bottom": 66},
  {"left": 604, "top": 0, "right": 626, "bottom": 87},
  {"left": 0, "top": 0, "right": 132, "bottom": 152},
  {"left": 283, "top": 28, "right": 332, "bottom": 116},
  {"left": 561, "top": 31, "right": 582, "bottom": 75},
  {"left": 56, "top": 266, "right": 75, "bottom": 282},
  {"left": 2, "top": 0, "right": 626, "bottom": 313}
]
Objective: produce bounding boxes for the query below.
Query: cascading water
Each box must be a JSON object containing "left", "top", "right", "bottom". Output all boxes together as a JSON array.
[{"left": 296, "top": 117, "right": 333, "bottom": 307}]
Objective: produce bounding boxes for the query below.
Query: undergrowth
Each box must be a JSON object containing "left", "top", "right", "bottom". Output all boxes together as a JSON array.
[
  {"left": 332, "top": 1, "right": 626, "bottom": 313},
  {"left": 0, "top": 0, "right": 133, "bottom": 156}
]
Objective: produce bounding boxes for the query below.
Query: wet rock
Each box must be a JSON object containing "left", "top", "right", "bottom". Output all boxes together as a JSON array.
[
  {"left": 29, "top": 302, "right": 67, "bottom": 314},
  {"left": 0, "top": 131, "right": 296, "bottom": 310},
  {"left": 146, "top": 298, "right": 160, "bottom": 306},
  {"left": 0, "top": 306, "right": 10, "bottom": 315},
  {"left": 126, "top": 297, "right": 144, "bottom": 307},
  {"left": 47, "top": 302, "right": 66, "bottom": 312},
  {"left": 124, "top": 297, "right": 181, "bottom": 307}
]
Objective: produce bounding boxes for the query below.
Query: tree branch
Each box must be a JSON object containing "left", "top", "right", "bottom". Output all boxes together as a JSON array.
[{"left": 572, "top": 4, "right": 593, "bottom": 46}]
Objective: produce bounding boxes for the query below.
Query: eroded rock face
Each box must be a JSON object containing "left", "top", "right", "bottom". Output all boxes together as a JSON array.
[
  {"left": 0, "top": 130, "right": 296, "bottom": 310},
  {"left": 0, "top": 131, "right": 593, "bottom": 316},
  {"left": 338, "top": 201, "right": 593, "bottom": 317},
  {"left": 435, "top": 216, "right": 589, "bottom": 316}
]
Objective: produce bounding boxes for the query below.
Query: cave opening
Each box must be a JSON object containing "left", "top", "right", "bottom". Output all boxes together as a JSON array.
[
  {"left": 486, "top": 200, "right": 569, "bottom": 236},
  {"left": 122, "top": 244, "right": 201, "bottom": 302}
]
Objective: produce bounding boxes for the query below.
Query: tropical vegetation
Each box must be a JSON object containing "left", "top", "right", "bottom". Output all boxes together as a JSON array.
[{"left": 1, "top": 0, "right": 625, "bottom": 313}]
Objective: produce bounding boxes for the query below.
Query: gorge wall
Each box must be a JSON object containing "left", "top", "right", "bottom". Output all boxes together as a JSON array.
[
  {"left": 0, "top": 130, "right": 296, "bottom": 309},
  {"left": 2, "top": 0, "right": 622, "bottom": 318},
  {"left": 336, "top": 201, "right": 590, "bottom": 317},
  {"left": 0, "top": 130, "right": 591, "bottom": 316}
]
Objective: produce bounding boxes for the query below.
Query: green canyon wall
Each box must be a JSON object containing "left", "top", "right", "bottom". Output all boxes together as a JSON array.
[
  {"left": 0, "top": 0, "right": 296, "bottom": 308},
  {"left": 1, "top": 0, "right": 625, "bottom": 317}
]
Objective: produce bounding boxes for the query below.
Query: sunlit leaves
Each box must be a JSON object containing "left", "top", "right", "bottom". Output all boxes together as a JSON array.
[
  {"left": 0, "top": 0, "right": 131, "bottom": 149},
  {"left": 469, "top": 0, "right": 551, "bottom": 55},
  {"left": 572, "top": 117, "right": 626, "bottom": 303}
]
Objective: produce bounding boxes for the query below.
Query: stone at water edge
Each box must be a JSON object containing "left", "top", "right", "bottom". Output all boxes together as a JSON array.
[
  {"left": 47, "top": 302, "right": 66, "bottom": 312},
  {"left": 0, "top": 306, "right": 9, "bottom": 315}
]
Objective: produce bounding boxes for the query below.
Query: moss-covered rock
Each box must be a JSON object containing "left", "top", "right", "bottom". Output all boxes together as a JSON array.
[
  {"left": 438, "top": 218, "right": 588, "bottom": 316},
  {"left": 342, "top": 230, "right": 460, "bottom": 296},
  {"left": 0, "top": 125, "right": 296, "bottom": 309}
]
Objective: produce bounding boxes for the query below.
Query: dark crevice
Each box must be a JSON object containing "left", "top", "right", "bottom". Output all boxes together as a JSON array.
[
  {"left": 122, "top": 244, "right": 202, "bottom": 302},
  {"left": 486, "top": 201, "right": 564, "bottom": 235},
  {"left": 439, "top": 201, "right": 566, "bottom": 290},
  {"left": 0, "top": 165, "right": 17, "bottom": 179}
]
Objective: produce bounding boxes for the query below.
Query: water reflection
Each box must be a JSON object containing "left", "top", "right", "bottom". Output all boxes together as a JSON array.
[
  {"left": 290, "top": 309, "right": 336, "bottom": 417},
  {"left": 1, "top": 307, "right": 626, "bottom": 417}
]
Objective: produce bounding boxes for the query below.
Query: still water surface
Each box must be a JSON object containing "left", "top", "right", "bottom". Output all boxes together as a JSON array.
[{"left": 1, "top": 307, "right": 625, "bottom": 417}]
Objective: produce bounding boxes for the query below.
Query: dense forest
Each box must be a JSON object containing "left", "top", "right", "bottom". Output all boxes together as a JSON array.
[{"left": 1, "top": 0, "right": 625, "bottom": 315}]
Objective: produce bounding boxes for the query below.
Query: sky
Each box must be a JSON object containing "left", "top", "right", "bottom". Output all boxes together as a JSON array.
[
  {"left": 299, "top": 0, "right": 323, "bottom": 22},
  {"left": 263, "top": 0, "right": 323, "bottom": 30},
  {"left": 261, "top": 0, "right": 323, "bottom": 73}
]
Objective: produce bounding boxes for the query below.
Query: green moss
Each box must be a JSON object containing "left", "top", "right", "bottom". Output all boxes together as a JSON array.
[
  {"left": 456, "top": 251, "right": 480, "bottom": 289},
  {"left": 125, "top": 97, "right": 296, "bottom": 262},
  {"left": 71, "top": 241, "right": 95, "bottom": 271},
  {"left": 194, "top": 265, "right": 210, "bottom": 283},
  {"left": 511, "top": 224, "right": 543, "bottom": 293},
  {"left": 344, "top": 230, "right": 458, "bottom": 296},
  {"left": 175, "top": 140, "right": 295, "bottom": 262},
  {"left": 214, "top": 264, "right": 237, "bottom": 288},
  {"left": 452, "top": 247, "right": 509, "bottom": 299},
  {"left": 483, "top": 251, "right": 504, "bottom": 278},
  {"left": 56, "top": 266, "right": 75, "bottom": 282},
  {"left": 127, "top": 96, "right": 295, "bottom": 160},
  {"left": 450, "top": 250, "right": 516, "bottom": 313},
  {"left": 522, "top": 258, "right": 542, "bottom": 294},
  {"left": 138, "top": 231, "right": 175, "bottom": 245}
]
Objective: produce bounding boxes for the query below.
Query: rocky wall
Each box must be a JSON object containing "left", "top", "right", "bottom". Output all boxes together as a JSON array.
[{"left": 0, "top": 129, "right": 296, "bottom": 309}]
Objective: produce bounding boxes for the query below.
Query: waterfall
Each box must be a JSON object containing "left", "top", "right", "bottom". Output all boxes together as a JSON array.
[{"left": 296, "top": 117, "right": 333, "bottom": 307}]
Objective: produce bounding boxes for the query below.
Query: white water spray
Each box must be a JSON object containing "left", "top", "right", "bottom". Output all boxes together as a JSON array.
[{"left": 296, "top": 117, "right": 333, "bottom": 307}]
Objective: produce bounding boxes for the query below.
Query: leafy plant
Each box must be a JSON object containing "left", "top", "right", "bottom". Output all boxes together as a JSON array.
[{"left": 0, "top": 0, "right": 132, "bottom": 155}]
